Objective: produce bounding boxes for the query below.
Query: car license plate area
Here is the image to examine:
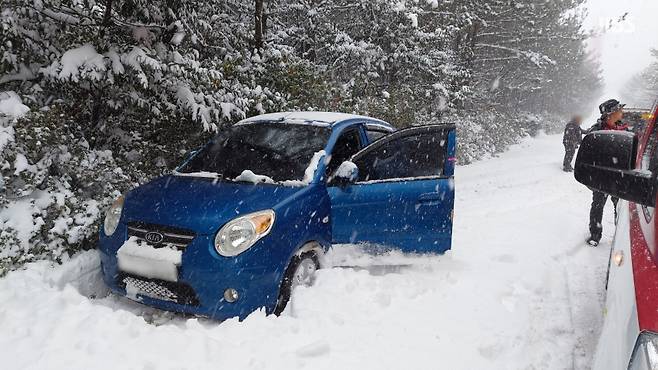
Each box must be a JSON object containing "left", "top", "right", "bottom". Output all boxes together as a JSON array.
[{"left": 117, "top": 237, "right": 182, "bottom": 282}]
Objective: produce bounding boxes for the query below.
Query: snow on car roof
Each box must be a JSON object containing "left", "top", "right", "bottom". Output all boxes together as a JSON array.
[{"left": 237, "top": 111, "right": 390, "bottom": 127}]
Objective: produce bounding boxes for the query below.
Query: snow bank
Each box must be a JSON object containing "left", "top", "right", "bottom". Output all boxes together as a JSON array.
[{"left": 0, "top": 135, "right": 610, "bottom": 369}]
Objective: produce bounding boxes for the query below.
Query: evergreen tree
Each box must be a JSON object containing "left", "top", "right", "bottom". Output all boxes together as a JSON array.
[
  {"left": 621, "top": 49, "right": 658, "bottom": 107},
  {"left": 0, "top": 0, "right": 603, "bottom": 273}
]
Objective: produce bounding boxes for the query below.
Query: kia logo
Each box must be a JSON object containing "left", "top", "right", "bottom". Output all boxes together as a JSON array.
[{"left": 144, "top": 232, "right": 164, "bottom": 244}]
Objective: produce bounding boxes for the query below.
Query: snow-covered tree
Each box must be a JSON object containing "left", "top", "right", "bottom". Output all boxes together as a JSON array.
[
  {"left": 0, "top": 0, "right": 302, "bottom": 273},
  {"left": 622, "top": 49, "right": 658, "bottom": 107},
  {"left": 0, "top": 0, "right": 602, "bottom": 273},
  {"left": 268, "top": 0, "right": 471, "bottom": 126}
]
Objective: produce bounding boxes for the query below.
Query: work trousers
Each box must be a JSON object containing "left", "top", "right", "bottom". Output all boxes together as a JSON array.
[
  {"left": 563, "top": 144, "right": 576, "bottom": 169},
  {"left": 589, "top": 191, "right": 619, "bottom": 242}
]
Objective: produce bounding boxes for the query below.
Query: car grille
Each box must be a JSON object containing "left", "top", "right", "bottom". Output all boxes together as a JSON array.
[
  {"left": 126, "top": 222, "right": 195, "bottom": 249},
  {"left": 120, "top": 274, "right": 200, "bottom": 306}
]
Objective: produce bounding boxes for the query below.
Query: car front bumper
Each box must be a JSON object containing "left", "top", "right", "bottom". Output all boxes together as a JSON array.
[{"left": 98, "top": 223, "right": 286, "bottom": 321}]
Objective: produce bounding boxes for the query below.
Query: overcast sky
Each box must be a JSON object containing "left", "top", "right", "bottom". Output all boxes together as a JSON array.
[{"left": 584, "top": 0, "right": 658, "bottom": 101}]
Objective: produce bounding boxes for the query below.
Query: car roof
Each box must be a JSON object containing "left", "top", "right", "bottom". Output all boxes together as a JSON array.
[{"left": 236, "top": 111, "right": 394, "bottom": 130}]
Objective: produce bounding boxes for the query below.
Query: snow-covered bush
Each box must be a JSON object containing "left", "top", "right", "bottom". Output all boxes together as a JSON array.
[{"left": 0, "top": 94, "right": 133, "bottom": 274}]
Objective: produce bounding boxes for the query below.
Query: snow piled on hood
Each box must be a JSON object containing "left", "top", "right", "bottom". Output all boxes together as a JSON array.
[{"left": 234, "top": 170, "right": 276, "bottom": 184}]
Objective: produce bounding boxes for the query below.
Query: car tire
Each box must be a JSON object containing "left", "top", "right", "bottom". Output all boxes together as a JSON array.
[{"left": 274, "top": 250, "right": 320, "bottom": 315}]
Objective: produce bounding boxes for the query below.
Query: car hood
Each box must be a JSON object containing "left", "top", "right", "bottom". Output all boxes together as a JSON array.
[{"left": 122, "top": 175, "right": 304, "bottom": 235}]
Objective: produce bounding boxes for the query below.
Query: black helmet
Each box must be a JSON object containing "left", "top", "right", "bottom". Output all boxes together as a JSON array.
[{"left": 599, "top": 99, "right": 626, "bottom": 115}]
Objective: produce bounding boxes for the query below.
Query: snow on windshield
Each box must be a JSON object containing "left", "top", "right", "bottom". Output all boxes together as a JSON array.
[
  {"left": 177, "top": 122, "right": 330, "bottom": 185},
  {"left": 233, "top": 170, "right": 275, "bottom": 184}
]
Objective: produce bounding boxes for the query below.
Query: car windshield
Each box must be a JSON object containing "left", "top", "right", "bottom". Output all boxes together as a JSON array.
[{"left": 178, "top": 122, "right": 331, "bottom": 182}]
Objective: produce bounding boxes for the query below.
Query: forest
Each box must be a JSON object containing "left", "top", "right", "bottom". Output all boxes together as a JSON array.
[{"left": 0, "top": 0, "right": 603, "bottom": 273}]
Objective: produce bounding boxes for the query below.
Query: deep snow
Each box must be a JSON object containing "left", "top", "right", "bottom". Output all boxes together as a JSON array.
[{"left": 0, "top": 134, "right": 613, "bottom": 369}]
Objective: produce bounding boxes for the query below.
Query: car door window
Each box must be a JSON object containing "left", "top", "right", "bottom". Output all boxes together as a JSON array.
[
  {"left": 365, "top": 129, "right": 390, "bottom": 143},
  {"left": 327, "top": 129, "right": 362, "bottom": 176},
  {"left": 353, "top": 127, "right": 448, "bottom": 182}
]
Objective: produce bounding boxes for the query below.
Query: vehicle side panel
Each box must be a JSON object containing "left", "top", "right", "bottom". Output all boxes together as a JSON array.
[
  {"left": 593, "top": 201, "right": 640, "bottom": 370},
  {"left": 329, "top": 178, "right": 453, "bottom": 252}
]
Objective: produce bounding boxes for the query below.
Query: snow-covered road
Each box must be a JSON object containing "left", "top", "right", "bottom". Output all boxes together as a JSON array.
[{"left": 0, "top": 134, "right": 615, "bottom": 369}]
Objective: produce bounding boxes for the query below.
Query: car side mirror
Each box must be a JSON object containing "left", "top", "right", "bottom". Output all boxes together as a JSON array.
[
  {"left": 330, "top": 161, "right": 359, "bottom": 187},
  {"left": 574, "top": 131, "right": 656, "bottom": 207}
]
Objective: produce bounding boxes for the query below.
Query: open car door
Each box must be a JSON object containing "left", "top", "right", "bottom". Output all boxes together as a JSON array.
[{"left": 328, "top": 124, "right": 456, "bottom": 253}]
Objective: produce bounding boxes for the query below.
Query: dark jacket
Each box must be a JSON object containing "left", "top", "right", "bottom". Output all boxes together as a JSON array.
[
  {"left": 585, "top": 119, "right": 603, "bottom": 134},
  {"left": 587, "top": 118, "right": 630, "bottom": 134},
  {"left": 563, "top": 120, "right": 584, "bottom": 148}
]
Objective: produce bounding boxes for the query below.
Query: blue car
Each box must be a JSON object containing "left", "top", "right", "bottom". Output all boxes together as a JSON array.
[{"left": 98, "top": 112, "right": 456, "bottom": 320}]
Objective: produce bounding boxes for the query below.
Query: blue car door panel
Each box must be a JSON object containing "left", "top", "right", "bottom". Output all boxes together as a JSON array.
[{"left": 328, "top": 124, "right": 456, "bottom": 253}]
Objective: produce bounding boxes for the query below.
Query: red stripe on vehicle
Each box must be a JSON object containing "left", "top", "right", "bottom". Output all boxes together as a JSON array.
[{"left": 629, "top": 204, "right": 658, "bottom": 331}]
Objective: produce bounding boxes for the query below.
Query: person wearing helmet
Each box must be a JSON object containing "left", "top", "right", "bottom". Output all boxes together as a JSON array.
[
  {"left": 586, "top": 99, "right": 627, "bottom": 247},
  {"left": 562, "top": 115, "right": 585, "bottom": 172}
]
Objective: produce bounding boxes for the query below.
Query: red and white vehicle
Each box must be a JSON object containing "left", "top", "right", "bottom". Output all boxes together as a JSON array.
[{"left": 575, "top": 104, "right": 658, "bottom": 369}]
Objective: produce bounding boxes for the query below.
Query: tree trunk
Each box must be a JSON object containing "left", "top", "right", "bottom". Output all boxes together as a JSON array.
[
  {"left": 90, "top": 0, "right": 115, "bottom": 148},
  {"left": 254, "top": 0, "right": 264, "bottom": 49}
]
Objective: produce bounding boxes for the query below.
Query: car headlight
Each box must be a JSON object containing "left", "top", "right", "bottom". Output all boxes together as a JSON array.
[
  {"left": 215, "top": 210, "right": 275, "bottom": 257},
  {"left": 103, "top": 195, "right": 124, "bottom": 236},
  {"left": 629, "top": 331, "right": 658, "bottom": 370}
]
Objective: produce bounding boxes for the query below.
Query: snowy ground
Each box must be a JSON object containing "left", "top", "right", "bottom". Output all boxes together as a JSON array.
[{"left": 0, "top": 134, "right": 614, "bottom": 370}]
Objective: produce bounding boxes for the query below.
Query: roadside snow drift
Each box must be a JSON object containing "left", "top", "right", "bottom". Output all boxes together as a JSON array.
[{"left": 0, "top": 134, "right": 612, "bottom": 369}]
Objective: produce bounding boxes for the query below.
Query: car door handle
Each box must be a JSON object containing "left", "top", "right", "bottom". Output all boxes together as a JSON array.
[{"left": 417, "top": 193, "right": 443, "bottom": 203}]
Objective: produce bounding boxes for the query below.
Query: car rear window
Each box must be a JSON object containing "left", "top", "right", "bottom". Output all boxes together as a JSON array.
[{"left": 178, "top": 123, "right": 330, "bottom": 182}]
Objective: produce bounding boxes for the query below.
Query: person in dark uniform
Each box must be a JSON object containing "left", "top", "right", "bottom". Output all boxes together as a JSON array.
[
  {"left": 587, "top": 99, "right": 628, "bottom": 247},
  {"left": 562, "top": 115, "right": 584, "bottom": 172}
]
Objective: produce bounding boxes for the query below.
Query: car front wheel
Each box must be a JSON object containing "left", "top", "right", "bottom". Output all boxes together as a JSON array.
[{"left": 274, "top": 250, "right": 320, "bottom": 315}]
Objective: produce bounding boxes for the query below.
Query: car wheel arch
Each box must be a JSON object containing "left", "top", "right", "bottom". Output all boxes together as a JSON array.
[{"left": 273, "top": 241, "right": 323, "bottom": 315}]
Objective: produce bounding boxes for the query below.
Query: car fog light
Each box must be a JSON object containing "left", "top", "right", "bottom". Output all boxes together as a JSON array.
[{"left": 224, "top": 288, "right": 239, "bottom": 303}]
